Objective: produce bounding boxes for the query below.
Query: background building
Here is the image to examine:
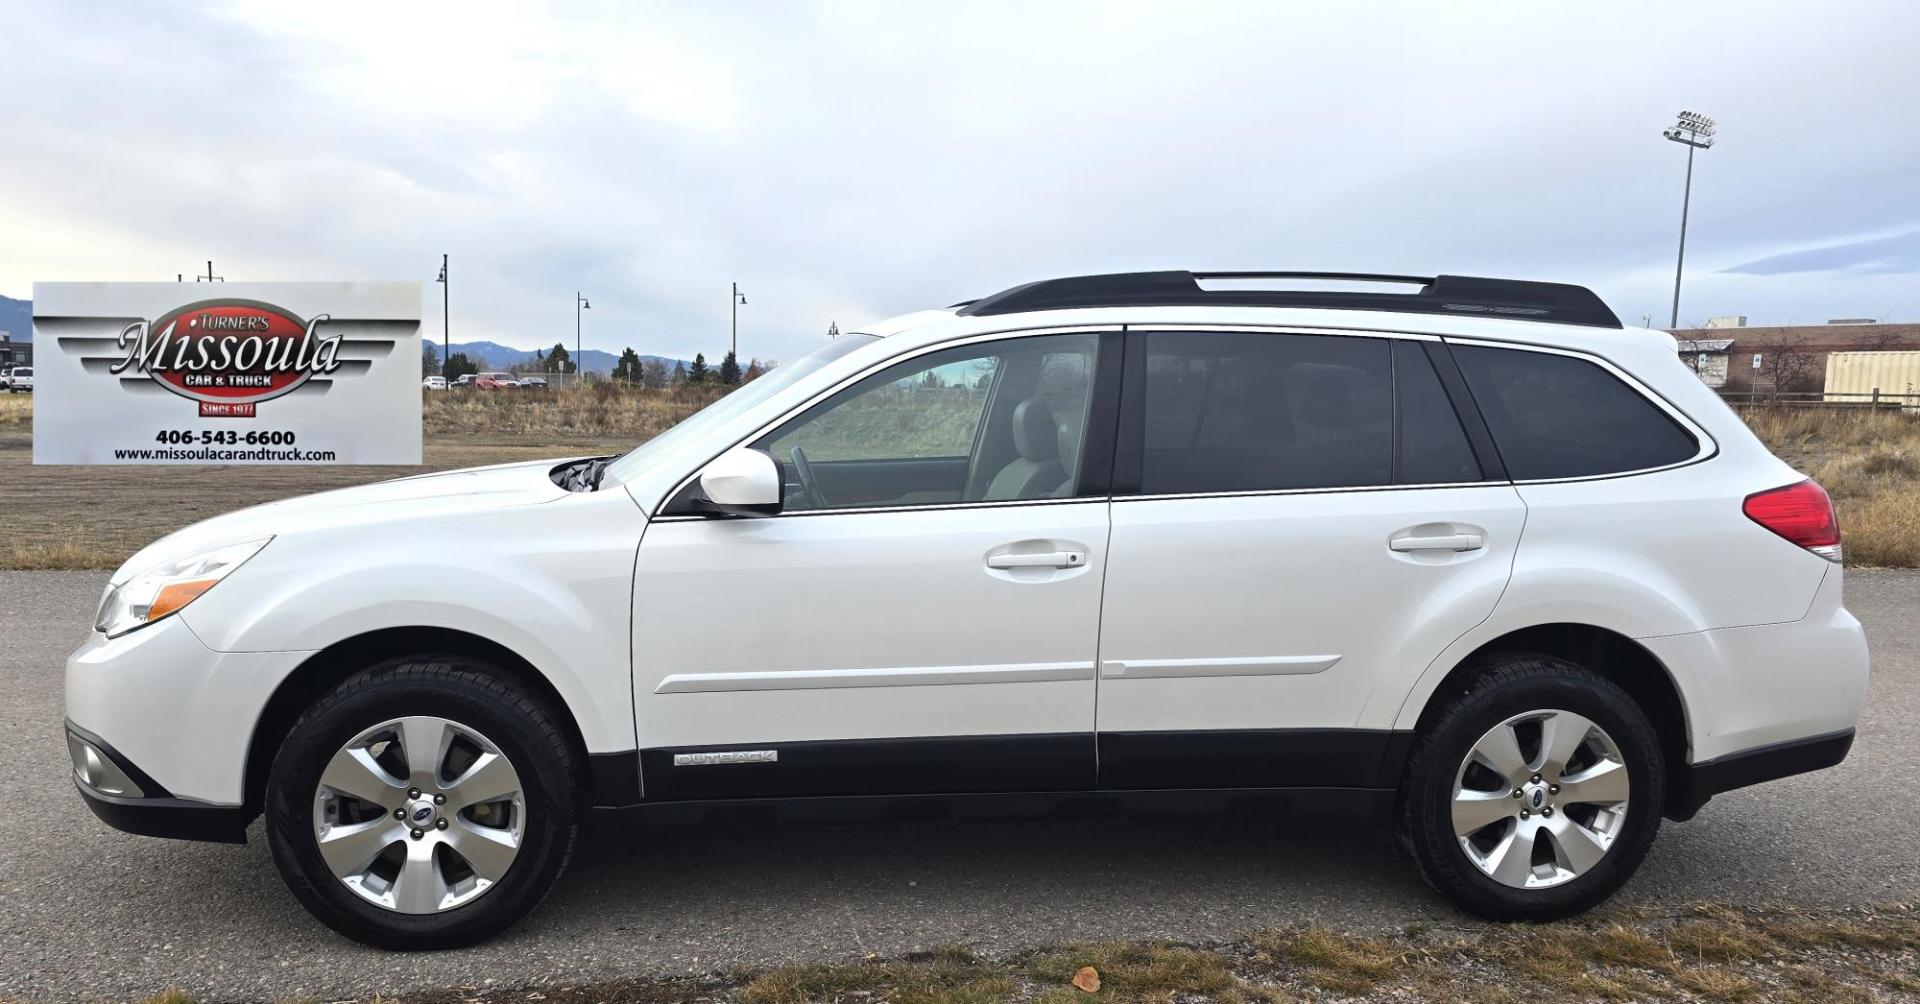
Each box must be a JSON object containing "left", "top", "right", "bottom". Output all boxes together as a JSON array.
[
  {"left": 0, "top": 332, "right": 32, "bottom": 369},
  {"left": 1669, "top": 321, "right": 1919, "bottom": 394}
]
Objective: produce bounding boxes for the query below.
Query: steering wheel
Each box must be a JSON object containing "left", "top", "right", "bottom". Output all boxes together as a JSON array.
[{"left": 789, "top": 446, "right": 828, "bottom": 509}]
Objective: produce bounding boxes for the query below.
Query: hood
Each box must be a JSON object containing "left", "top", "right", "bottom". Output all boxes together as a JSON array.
[{"left": 112, "top": 457, "right": 578, "bottom": 583}]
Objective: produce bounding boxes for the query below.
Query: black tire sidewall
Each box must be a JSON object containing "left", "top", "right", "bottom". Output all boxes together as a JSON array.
[
  {"left": 1402, "top": 656, "right": 1665, "bottom": 921},
  {"left": 265, "top": 659, "right": 578, "bottom": 949}
]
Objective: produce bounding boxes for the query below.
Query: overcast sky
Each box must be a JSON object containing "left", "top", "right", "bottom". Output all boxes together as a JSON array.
[{"left": 3, "top": 1, "right": 1917, "bottom": 363}]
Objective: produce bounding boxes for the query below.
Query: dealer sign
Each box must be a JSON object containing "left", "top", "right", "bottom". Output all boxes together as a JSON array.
[{"left": 33, "top": 282, "right": 422, "bottom": 465}]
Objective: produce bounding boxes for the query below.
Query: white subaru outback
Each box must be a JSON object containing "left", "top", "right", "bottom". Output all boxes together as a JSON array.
[{"left": 67, "top": 271, "right": 1868, "bottom": 948}]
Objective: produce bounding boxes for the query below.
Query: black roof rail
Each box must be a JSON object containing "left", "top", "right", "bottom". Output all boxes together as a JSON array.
[{"left": 955, "top": 270, "right": 1622, "bottom": 328}]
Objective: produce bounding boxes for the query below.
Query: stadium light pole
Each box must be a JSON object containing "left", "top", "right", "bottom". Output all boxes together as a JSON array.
[
  {"left": 1663, "top": 110, "right": 1717, "bottom": 329},
  {"left": 731, "top": 282, "right": 747, "bottom": 359},
  {"left": 575, "top": 292, "right": 590, "bottom": 384},
  {"left": 435, "top": 255, "right": 449, "bottom": 378}
]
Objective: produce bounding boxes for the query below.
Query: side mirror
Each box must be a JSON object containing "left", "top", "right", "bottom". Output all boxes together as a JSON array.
[{"left": 694, "top": 447, "right": 783, "bottom": 517}]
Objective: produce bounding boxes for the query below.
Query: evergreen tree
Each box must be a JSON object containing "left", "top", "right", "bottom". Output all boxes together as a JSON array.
[
  {"left": 671, "top": 361, "right": 688, "bottom": 385},
  {"left": 546, "top": 342, "right": 573, "bottom": 374},
  {"left": 688, "top": 353, "right": 710, "bottom": 384},
  {"left": 718, "top": 350, "right": 742, "bottom": 385},
  {"left": 612, "top": 347, "right": 643, "bottom": 384},
  {"left": 444, "top": 352, "right": 479, "bottom": 381}
]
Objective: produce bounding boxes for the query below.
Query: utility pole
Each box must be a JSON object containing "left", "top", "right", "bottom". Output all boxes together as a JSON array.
[
  {"left": 196, "top": 260, "right": 224, "bottom": 282},
  {"left": 435, "top": 255, "right": 449, "bottom": 377},
  {"left": 1662, "top": 111, "right": 1717, "bottom": 329},
  {"left": 575, "top": 292, "right": 591, "bottom": 385},
  {"left": 827, "top": 321, "right": 839, "bottom": 339},
  {"left": 731, "top": 282, "right": 747, "bottom": 358}
]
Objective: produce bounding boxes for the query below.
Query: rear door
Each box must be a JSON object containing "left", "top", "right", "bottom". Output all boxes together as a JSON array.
[{"left": 1094, "top": 330, "right": 1526, "bottom": 788}]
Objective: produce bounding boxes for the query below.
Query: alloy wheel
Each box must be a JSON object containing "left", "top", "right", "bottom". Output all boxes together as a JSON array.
[
  {"left": 311, "top": 716, "right": 525, "bottom": 914},
  {"left": 1451, "top": 709, "right": 1631, "bottom": 889}
]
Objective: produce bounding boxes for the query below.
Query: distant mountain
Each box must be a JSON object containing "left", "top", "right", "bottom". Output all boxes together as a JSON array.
[
  {"left": 0, "top": 295, "right": 28, "bottom": 342},
  {"left": 0, "top": 300, "right": 688, "bottom": 375},
  {"left": 431, "top": 340, "right": 688, "bottom": 376}
]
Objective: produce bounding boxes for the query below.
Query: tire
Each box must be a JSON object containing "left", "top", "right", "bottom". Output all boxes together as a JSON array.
[
  {"left": 265, "top": 658, "right": 580, "bottom": 949},
  {"left": 1395, "top": 653, "right": 1664, "bottom": 921}
]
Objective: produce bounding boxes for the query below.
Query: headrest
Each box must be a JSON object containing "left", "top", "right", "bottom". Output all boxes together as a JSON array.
[{"left": 1012, "top": 398, "right": 1060, "bottom": 461}]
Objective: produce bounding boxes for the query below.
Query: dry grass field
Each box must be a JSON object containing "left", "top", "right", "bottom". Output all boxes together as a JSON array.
[
  {"left": 0, "top": 388, "right": 709, "bottom": 569},
  {"left": 3, "top": 389, "right": 1919, "bottom": 570},
  {"left": 90, "top": 902, "right": 1920, "bottom": 1004},
  {"left": 1742, "top": 406, "right": 1920, "bottom": 567}
]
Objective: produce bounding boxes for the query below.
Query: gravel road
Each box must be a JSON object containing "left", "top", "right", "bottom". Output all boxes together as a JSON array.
[{"left": 2, "top": 569, "right": 1915, "bottom": 1002}]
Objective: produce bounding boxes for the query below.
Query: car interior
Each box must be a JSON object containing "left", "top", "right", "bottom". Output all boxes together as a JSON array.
[{"left": 757, "top": 333, "right": 1098, "bottom": 511}]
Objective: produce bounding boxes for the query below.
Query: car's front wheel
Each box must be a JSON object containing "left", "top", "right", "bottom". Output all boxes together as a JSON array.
[
  {"left": 1396, "top": 653, "right": 1664, "bottom": 921},
  {"left": 265, "top": 658, "right": 579, "bottom": 948}
]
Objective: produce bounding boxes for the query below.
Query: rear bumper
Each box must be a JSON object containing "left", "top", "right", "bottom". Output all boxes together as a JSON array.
[
  {"left": 1667, "top": 728, "right": 1853, "bottom": 821},
  {"left": 67, "top": 721, "right": 252, "bottom": 844}
]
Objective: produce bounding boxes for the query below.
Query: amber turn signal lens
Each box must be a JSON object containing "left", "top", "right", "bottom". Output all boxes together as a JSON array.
[{"left": 147, "top": 578, "right": 219, "bottom": 622}]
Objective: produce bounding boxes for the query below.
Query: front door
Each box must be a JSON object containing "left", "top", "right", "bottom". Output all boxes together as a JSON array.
[
  {"left": 632, "top": 330, "right": 1118, "bottom": 800},
  {"left": 1095, "top": 330, "right": 1526, "bottom": 788}
]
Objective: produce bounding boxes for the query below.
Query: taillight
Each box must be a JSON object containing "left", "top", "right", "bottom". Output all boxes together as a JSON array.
[{"left": 1743, "top": 480, "right": 1841, "bottom": 562}]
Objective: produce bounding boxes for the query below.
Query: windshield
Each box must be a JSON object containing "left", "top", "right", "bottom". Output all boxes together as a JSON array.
[
  {"left": 602, "top": 334, "right": 879, "bottom": 483},
  {"left": 604, "top": 333, "right": 879, "bottom": 484}
]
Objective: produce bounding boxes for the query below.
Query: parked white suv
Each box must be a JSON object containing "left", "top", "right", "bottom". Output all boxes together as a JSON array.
[
  {"left": 66, "top": 271, "right": 1868, "bottom": 948},
  {"left": 4, "top": 365, "right": 30, "bottom": 392}
]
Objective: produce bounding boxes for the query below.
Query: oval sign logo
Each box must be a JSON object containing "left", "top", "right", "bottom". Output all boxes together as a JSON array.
[{"left": 109, "top": 299, "right": 343, "bottom": 409}]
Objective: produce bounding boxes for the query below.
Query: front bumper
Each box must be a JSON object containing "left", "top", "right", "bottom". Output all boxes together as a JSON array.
[
  {"left": 67, "top": 721, "right": 252, "bottom": 843},
  {"left": 66, "top": 614, "right": 312, "bottom": 804}
]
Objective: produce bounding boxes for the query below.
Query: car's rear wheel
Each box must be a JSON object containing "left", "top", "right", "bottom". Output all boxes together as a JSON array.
[
  {"left": 1396, "top": 653, "right": 1664, "bottom": 921},
  {"left": 265, "top": 658, "right": 579, "bottom": 948}
]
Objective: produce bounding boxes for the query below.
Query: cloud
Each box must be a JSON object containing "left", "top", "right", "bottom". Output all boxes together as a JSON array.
[
  {"left": 1, "top": 0, "right": 1918, "bottom": 361},
  {"left": 1722, "top": 230, "right": 1920, "bottom": 276}
]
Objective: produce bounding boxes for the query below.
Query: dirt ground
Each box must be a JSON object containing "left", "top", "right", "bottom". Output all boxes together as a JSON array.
[{"left": 0, "top": 427, "right": 634, "bottom": 568}]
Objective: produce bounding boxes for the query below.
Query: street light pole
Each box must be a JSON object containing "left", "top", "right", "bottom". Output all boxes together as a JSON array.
[
  {"left": 1663, "top": 110, "right": 1717, "bottom": 329},
  {"left": 435, "top": 254, "right": 449, "bottom": 378},
  {"left": 731, "top": 282, "right": 747, "bottom": 359},
  {"left": 575, "top": 292, "right": 590, "bottom": 385}
]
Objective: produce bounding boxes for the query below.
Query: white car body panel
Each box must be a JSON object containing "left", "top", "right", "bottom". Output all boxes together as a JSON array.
[
  {"left": 1097, "top": 485, "right": 1525, "bottom": 734},
  {"left": 64, "top": 293, "right": 1869, "bottom": 821},
  {"left": 631, "top": 501, "right": 1110, "bottom": 750}
]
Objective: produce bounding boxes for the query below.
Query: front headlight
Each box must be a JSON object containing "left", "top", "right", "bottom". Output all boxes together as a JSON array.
[{"left": 95, "top": 538, "right": 272, "bottom": 638}]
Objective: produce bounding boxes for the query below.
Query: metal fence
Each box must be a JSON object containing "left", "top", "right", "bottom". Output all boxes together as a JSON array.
[{"left": 1721, "top": 389, "right": 1920, "bottom": 411}]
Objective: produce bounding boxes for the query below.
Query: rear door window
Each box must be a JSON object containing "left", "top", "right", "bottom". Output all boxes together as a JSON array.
[
  {"left": 1136, "top": 331, "right": 1394, "bottom": 493},
  {"left": 1450, "top": 343, "right": 1698, "bottom": 479}
]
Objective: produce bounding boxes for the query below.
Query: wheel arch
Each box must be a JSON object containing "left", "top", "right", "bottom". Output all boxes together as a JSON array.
[
  {"left": 241, "top": 626, "right": 591, "bottom": 814},
  {"left": 1403, "top": 622, "right": 1694, "bottom": 819}
]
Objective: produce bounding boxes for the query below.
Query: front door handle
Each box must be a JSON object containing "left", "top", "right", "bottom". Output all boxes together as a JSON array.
[
  {"left": 1388, "top": 532, "right": 1485, "bottom": 552},
  {"left": 986, "top": 550, "right": 1085, "bottom": 569}
]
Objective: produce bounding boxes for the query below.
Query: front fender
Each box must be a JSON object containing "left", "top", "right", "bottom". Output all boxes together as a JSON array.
[{"left": 181, "top": 490, "right": 645, "bottom": 753}]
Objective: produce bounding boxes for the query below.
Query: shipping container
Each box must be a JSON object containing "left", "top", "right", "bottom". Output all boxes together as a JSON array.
[{"left": 1824, "top": 351, "right": 1920, "bottom": 410}]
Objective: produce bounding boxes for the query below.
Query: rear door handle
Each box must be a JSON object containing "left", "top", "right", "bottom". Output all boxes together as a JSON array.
[
  {"left": 986, "top": 550, "right": 1085, "bottom": 569},
  {"left": 1388, "top": 533, "right": 1485, "bottom": 552}
]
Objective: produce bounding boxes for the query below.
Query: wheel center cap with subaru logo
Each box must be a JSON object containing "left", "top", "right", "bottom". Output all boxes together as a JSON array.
[
  {"left": 409, "top": 800, "right": 436, "bottom": 825},
  {"left": 1524, "top": 782, "right": 1550, "bottom": 811}
]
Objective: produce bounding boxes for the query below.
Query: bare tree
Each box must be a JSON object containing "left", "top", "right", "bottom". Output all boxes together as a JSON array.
[
  {"left": 1856, "top": 328, "right": 1911, "bottom": 353},
  {"left": 1755, "top": 333, "right": 1820, "bottom": 396}
]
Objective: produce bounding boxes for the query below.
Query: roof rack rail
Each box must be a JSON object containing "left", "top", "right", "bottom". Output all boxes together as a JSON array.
[{"left": 955, "top": 270, "right": 1622, "bottom": 328}]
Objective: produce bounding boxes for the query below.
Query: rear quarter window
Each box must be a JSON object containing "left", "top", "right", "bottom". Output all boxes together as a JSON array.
[{"left": 1451, "top": 344, "right": 1699, "bottom": 480}]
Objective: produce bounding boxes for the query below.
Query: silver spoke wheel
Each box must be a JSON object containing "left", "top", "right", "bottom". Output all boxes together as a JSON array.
[
  {"left": 313, "top": 716, "right": 526, "bottom": 914},
  {"left": 1451, "top": 709, "right": 1630, "bottom": 890}
]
